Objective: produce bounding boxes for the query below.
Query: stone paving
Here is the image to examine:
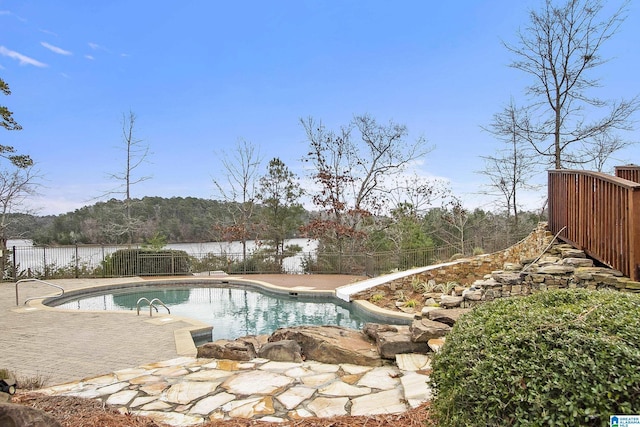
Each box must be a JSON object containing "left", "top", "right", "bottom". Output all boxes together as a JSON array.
[
  {"left": 2, "top": 274, "right": 432, "bottom": 424},
  {"left": 2, "top": 275, "right": 364, "bottom": 384},
  {"left": 37, "top": 354, "right": 433, "bottom": 426}
]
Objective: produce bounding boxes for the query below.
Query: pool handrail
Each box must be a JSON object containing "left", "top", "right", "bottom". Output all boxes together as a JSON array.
[
  {"left": 16, "top": 278, "right": 64, "bottom": 306},
  {"left": 136, "top": 297, "right": 170, "bottom": 317}
]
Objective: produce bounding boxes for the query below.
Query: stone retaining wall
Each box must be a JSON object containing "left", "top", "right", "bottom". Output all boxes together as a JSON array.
[
  {"left": 406, "top": 222, "right": 555, "bottom": 287},
  {"left": 353, "top": 222, "right": 640, "bottom": 311},
  {"left": 413, "top": 222, "right": 640, "bottom": 309}
]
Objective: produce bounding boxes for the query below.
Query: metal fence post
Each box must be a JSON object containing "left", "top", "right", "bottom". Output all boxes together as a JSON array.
[
  {"left": 12, "top": 245, "right": 16, "bottom": 280},
  {"left": 43, "top": 247, "right": 47, "bottom": 279}
]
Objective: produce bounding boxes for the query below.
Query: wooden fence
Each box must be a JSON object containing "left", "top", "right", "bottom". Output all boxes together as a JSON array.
[
  {"left": 548, "top": 169, "right": 640, "bottom": 281},
  {"left": 616, "top": 164, "right": 640, "bottom": 184}
]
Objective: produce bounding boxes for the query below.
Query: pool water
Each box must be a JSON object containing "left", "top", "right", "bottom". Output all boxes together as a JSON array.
[{"left": 52, "top": 285, "right": 389, "bottom": 340}]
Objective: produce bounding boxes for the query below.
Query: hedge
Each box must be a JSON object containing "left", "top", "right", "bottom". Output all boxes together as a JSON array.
[{"left": 430, "top": 289, "right": 640, "bottom": 426}]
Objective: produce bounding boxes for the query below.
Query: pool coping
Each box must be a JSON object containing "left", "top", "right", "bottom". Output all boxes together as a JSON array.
[{"left": 21, "top": 275, "right": 413, "bottom": 357}]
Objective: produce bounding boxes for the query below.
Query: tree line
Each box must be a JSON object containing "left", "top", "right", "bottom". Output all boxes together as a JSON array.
[{"left": 5, "top": 195, "right": 544, "bottom": 257}]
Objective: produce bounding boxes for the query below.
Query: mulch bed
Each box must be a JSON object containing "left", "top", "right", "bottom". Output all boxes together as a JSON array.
[{"left": 13, "top": 393, "right": 434, "bottom": 427}]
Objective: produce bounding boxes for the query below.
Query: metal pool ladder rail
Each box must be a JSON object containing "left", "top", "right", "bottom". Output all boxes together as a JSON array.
[
  {"left": 136, "top": 297, "right": 171, "bottom": 317},
  {"left": 15, "top": 278, "right": 64, "bottom": 306}
]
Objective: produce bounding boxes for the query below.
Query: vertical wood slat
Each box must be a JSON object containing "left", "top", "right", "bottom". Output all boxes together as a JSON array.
[
  {"left": 548, "top": 169, "right": 640, "bottom": 281},
  {"left": 616, "top": 165, "right": 640, "bottom": 184}
]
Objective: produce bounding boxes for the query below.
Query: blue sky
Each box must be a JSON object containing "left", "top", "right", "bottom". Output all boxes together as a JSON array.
[{"left": 1, "top": 0, "right": 638, "bottom": 216}]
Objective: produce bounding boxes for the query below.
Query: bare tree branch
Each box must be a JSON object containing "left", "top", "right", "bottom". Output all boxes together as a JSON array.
[{"left": 504, "top": 0, "right": 638, "bottom": 169}]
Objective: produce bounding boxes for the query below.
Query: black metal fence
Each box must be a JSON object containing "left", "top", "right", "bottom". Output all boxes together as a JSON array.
[{"left": 4, "top": 233, "right": 527, "bottom": 280}]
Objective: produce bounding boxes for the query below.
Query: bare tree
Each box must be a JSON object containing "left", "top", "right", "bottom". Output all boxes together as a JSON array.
[
  {"left": 388, "top": 174, "right": 450, "bottom": 220},
  {"left": 212, "top": 139, "right": 262, "bottom": 267},
  {"left": 580, "top": 133, "right": 632, "bottom": 172},
  {"left": 505, "top": 0, "right": 638, "bottom": 169},
  {"left": 105, "top": 111, "right": 151, "bottom": 244},
  {"left": 439, "top": 197, "right": 470, "bottom": 255},
  {"left": 480, "top": 100, "right": 539, "bottom": 225},
  {"left": 300, "top": 114, "right": 432, "bottom": 254}
]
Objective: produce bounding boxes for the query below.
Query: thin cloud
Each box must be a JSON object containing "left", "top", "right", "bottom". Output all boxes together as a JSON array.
[
  {"left": 0, "top": 45, "right": 47, "bottom": 67},
  {"left": 39, "top": 28, "right": 59, "bottom": 37},
  {"left": 85, "top": 54, "right": 94, "bottom": 60},
  {"left": 41, "top": 42, "right": 72, "bottom": 56},
  {"left": 88, "top": 42, "right": 108, "bottom": 51},
  {"left": 0, "top": 10, "right": 26, "bottom": 22}
]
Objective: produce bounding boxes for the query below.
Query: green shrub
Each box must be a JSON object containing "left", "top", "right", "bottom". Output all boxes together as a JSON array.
[
  {"left": 430, "top": 289, "right": 640, "bottom": 426},
  {"left": 102, "top": 248, "right": 191, "bottom": 276},
  {"left": 370, "top": 293, "right": 384, "bottom": 303},
  {"left": 403, "top": 299, "right": 419, "bottom": 308}
]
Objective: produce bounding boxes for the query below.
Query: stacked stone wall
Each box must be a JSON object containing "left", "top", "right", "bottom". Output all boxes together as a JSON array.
[
  {"left": 412, "top": 222, "right": 640, "bottom": 309},
  {"left": 354, "top": 222, "right": 640, "bottom": 312},
  {"left": 410, "top": 222, "right": 555, "bottom": 287}
]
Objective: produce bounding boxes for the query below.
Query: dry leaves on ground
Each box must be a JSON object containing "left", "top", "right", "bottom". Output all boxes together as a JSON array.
[{"left": 13, "top": 393, "right": 434, "bottom": 427}]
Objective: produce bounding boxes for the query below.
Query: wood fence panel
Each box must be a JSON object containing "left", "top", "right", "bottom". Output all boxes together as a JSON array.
[
  {"left": 616, "top": 165, "right": 640, "bottom": 184},
  {"left": 548, "top": 170, "right": 640, "bottom": 281}
]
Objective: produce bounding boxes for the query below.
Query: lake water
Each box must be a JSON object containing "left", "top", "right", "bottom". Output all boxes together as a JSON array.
[{"left": 7, "top": 238, "right": 318, "bottom": 275}]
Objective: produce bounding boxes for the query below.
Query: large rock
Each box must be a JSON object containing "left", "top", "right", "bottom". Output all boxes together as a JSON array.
[
  {"left": 197, "top": 339, "right": 257, "bottom": 361},
  {"left": 425, "top": 308, "right": 471, "bottom": 326},
  {"left": 238, "top": 335, "right": 270, "bottom": 354},
  {"left": 439, "top": 295, "right": 464, "bottom": 308},
  {"left": 491, "top": 272, "right": 523, "bottom": 284},
  {"left": 269, "top": 326, "right": 383, "bottom": 366},
  {"left": 538, "top": 265, "right": 575, "bottom": 274},
  {"left": 258, "top": 340, "right": 303, "bottom": 362},
  {"left": 562, "top": 257, "right": 594, "bottom": 267},
  {"left": 558, "top": 247, "right": 586, "bottom": 258},
  {"left": 363, "top": 324, "right": 431, "bottom": 359},
  {"left": 0, "top": 402, "right": 62, "bottom": 427},
  {"left": 410, "top": 318, "right": 452, "bottom": 343}
]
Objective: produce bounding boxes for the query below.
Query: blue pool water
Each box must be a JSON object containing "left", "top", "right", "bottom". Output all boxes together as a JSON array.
[{"left": 51, "top": 284, "right": 394, "bottom": 340}]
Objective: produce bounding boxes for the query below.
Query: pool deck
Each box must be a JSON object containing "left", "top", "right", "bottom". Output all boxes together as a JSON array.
[
  {"left": 2, "top": 274, "right": 364, "bottom": 385},
  {"left": 2, "top": 274, "right": 435, "bottom": 425}
]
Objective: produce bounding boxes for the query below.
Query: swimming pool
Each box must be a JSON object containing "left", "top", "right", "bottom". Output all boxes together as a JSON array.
[{"left": 49, "top": 283, "right": 402, "bottom": 341}]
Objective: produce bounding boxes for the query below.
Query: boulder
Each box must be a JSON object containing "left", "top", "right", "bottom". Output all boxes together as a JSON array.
[
  {"left": 558, "top": 248, "right": 586, "bottom": 258},
  {"left": 538, "top": 265, "right": 575, "bottom": 275},
  {"left": 364, "top": 324, "right": 431, "bottom": 359},
  {"left": 238, "top": 335, "right": 270, "bottom": 354},
  {"left": 0, "top": 402, "right": 62, "bottom": 427},
  {"left": 258, "top": 340, "right": 303, "bottom": 362},
  {"left": 269, "top": 325, "right": 383, "bottom": 366},
  {"left": 426, "top": 308, "right": 471, "bottom": 326},
  {"left": 491, "top": 272, "right": 522, "bottom": 284},
  {"left": 439, "top": 295, "right": 463, "bottom": 308},
  {"left": 410, "top": 318, "right": 452, "bottom": 343},
  {"left": 462, "top": 288, "right": 482, "bottom": 301},
  {"left": 197, "top": 339, "right": 257, "bottom": 361},
  {"left": 503, "top": 262, "right": 522, "bottom": 271},
  {"left": 562, "top": 257, "right": 594, "bottom": 267},
  {"left": 537, "top": 256, "right": 560, "bottom": 265},
  {"left": 362, "top": 323, "right": 400, "bottom": 340},
  {"left": 428, "top": 338, "right": 446, "bottom": 353},
  {"left": 419, "top": 306, "right": 441, "bottom": 318}
]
